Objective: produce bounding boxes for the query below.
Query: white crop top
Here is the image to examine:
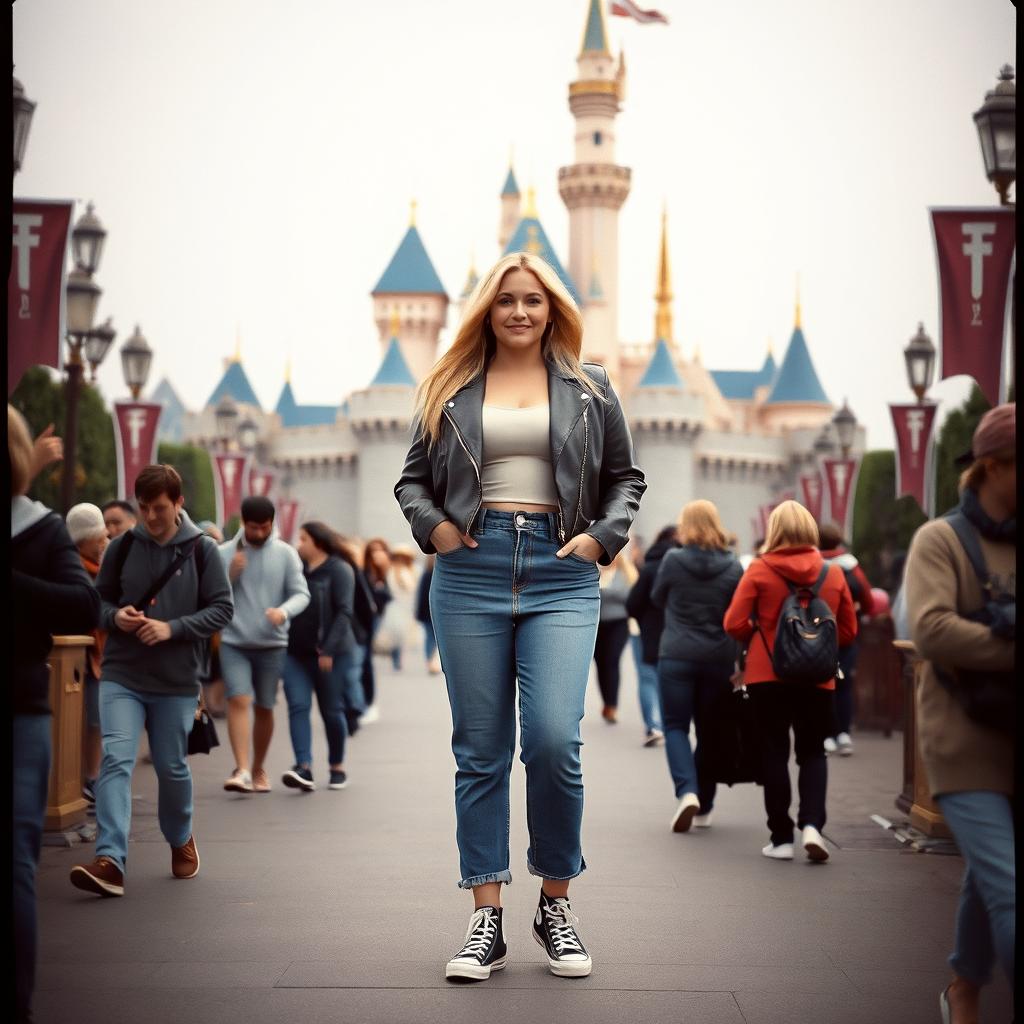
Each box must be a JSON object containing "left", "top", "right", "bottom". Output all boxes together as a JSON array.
[{"left": 480, "top": 404, "right": 559, "bottom": 507}]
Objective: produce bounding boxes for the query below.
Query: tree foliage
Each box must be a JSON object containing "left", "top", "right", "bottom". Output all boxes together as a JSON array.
[
  {"left": 156, "top": 441, "right": 216, "bottom": 524},
  {"left": 10, "top": 366, "right": 117, "bottom": 509},
  {"left": 932, "top": 384, "right": 991, "bottom": 516}
]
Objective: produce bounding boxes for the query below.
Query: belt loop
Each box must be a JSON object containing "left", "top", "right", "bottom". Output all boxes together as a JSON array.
[{"left": 476, "top": 508, "right": 486, "bottom": 533}]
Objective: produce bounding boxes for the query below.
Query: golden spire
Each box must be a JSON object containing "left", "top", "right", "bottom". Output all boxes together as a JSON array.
[
  {"left": 767, "top": 336, "right": 774, "bottom": 357},
  {"left": 525, "top": 224, "right": 543, "bottom": 255},
  {"left": 794, "top": 274, "right": 802, "bottom": 328},
  {"left": 524, "top": 185, "right": 538, "bottom": 219},
  {"left": 389, "top": 307, "right": 401, "bottom": 337},
  {"left": 654, "top": 204, "right": 674, "bottom": 345},
  {"left": 233, "top": 324, "right": 242, "bottom": 363},
  {"left": 409, "top": 198, "right": 417, "bottom": 227},
  {"left": 285, "top": 356, "right": 292, "bottom": 383}
]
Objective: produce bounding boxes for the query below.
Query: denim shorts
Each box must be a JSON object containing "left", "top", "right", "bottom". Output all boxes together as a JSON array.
[{"left": 220, "top": 643, "right": 286, "bottom": 709}]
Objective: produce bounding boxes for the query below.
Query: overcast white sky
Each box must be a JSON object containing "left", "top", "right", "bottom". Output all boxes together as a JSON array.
[{"left": 13, "top": 0, "right": 1015, "bottom": 447}]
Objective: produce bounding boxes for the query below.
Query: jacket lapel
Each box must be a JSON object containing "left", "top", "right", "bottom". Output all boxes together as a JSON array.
[
  {"left": 548, "top": 364, "right": 587, "bottom": 466},
  {"left": 444, "top": 374, "right": 484, "bottom": 468}
]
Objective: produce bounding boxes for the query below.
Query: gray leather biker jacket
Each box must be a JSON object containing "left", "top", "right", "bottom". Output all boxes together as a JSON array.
[{"left": 394, "top": 359, "right": 646, "bottom": 565}]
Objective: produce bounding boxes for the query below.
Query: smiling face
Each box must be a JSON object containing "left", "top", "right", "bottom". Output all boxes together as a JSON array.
[
  {"left": 138, "top": 492, "right": 184, "bottom": 544},
  {"left": 488, "top": 268, "right": 551, "bottom": 356}
]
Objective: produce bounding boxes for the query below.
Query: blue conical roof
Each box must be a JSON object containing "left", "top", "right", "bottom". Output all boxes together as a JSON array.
[
  {"left": 581, "top": 0, "right": 610, "bottom": 53},
  {"left": 372, "top": 225, "right": 447, "bottom": 297},
  {"left": 758, "top": 350, "right": 777, "bottom": 384},
  {"left": 206, "top": 360, "right": 261, "bottom": 409},
  {"left": 370, "top": 337, "right": 416, "bottom": 387},
  {"left": 637, "top": 338, "right": 683, "bottom": 388},
  {"left": 151, "top": 377, "right": 186, "bottom": 443},
  {"left": 503, "top": 217, "right": 580, "bottom": 305},
  {"left": 501, "top": 167, "right": 520, "bottom": 197},
  {"left": 765, "top": 327, "right": 828, "bottom": 404},
  {"left": 274, "top": 380, "right": 338, "bottom": 427}
]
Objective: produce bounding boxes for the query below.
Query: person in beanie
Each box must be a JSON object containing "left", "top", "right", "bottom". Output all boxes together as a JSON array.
[
  {"left": 904, "top": 403, "right": 1015, "bottom": 1023},
  {"left": 69, "top": 464, "right": 233, "bottom": 897},
  {"left": 66, "top": 502, "right": 110, "bottom": 804},
  {"left": 218, "top": 496, "right": 309, "bottom": 795},
  {"left": 11, "top": 408, "right": 101, "bottom": 1024}
]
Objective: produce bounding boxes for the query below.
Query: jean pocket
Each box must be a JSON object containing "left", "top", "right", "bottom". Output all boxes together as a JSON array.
[
  {"left": 436, "top": 544, "right": 469, "bottom": 559},
  {"left": 565, "top": 551, "right": 598, "bottom": 566}
]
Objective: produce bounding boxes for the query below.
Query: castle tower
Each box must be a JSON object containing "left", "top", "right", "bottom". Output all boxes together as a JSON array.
[
  {"left": 558, "top": 0, "right": 631, "bottom": 379},
  {"left": 370, "top": 201, "right": 449, "bottom": 383},
  {"left": 499, "top": 160, "right": 521, "bottom": 251}
]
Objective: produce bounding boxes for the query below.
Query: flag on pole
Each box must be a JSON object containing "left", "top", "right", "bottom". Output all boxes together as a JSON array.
[{"left": 610, "top": 0, "right": 669, "bottom": 24}]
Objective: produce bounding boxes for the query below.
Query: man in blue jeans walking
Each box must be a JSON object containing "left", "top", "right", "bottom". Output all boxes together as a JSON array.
[
  {"left": 69, "top": 464, "right": 233, "bottom": 897},
  {"left": 218, "top": 495, "right": 309, "bottom": 794}
]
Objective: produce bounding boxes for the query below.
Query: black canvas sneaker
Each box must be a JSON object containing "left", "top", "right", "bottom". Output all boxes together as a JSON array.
[
  {"left": 533, "top": 891, "right": 592, "bottom": 977},
  {"left": 445, "top": 905, "right": 507, "bottom": 981},
  {"left": 281, "top": 765, "right": 315, "bottom": 792},
  {"left": 328, "top": 770, "right": 348, "bottom": 790}
]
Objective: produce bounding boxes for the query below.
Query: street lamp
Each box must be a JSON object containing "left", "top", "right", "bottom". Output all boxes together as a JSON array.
[
  {"left": 832, "top": 400, "right": 857, "bottom": 459},
  {"left": 973, "top": 64, "right": 1016, "bottom": 206},
  {"left": 120, "top": 324, "right": 153, "bottom": 400},
  {"left": 84, "top": 317, "right": 116, "bottom": 384},
  {"left": 903, "top": 323, "right": 936, "bottom": 402},
  {"left": 71, "top": 202, "right": 107, "bottom": 274},
  {"left": 215, "top": 394, "right": 239, "bottom": 449},
  {"left": 13, "top": 74, "right": 36, "bottom": 176},
  {"left": 237, "top": 416, "right": 259, "bottom": 455}
]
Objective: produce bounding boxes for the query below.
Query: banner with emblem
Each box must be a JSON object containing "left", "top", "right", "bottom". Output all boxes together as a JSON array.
[
  {"left": 277, "top": 498, "right": 300, "bottom": 545},
  {"left": 890, "top": 402, "right": 939, "bottom": 517},
  {"left": 8, "top": 199, "right": 74, "bottom": 395},
  {"left": 822, "top": 458, "right": 859, "bottom": 535},
  {"left": 798, "top": 472, "right": 824, "bottom": 523},
  {"left": 212, "top": 452, "right": 249, "bottom": 528},
  {"left": 248, "top": 466, "right": 276, "bottom": 499},
  {"left": 930, "top": 207, "right": 1015, "bottom": 404},
  {"left": 112, "top": 401, "right": 163, "bottom": 501}
]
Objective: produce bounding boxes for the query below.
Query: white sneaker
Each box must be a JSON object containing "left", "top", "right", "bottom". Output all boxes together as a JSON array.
[
  {"left": 223, "top": 768, "right": 253, "bottom": 793},
  {"left": 670, "top": 792, "right": 701, "bottom": 833},
  {"left": 643, "top": 729, "right": 664, "bottom": 747},
  {"left": 836, "top": 732, "right": 854, "bottom": 757},
  {"left": 694, "top": 812, "right": 714, "bottom": 828},
  {"left": 823, "top": 737, "right": 838, "bottom": 754},
  {"left": 801, "top": 825, "right": 830, "bottom": 862},
  {"left": 360, "top": 705, "right": 380, "bottom": 725},
  {"left": 761, "top": 842, "right": 794, "bottom": 860}
]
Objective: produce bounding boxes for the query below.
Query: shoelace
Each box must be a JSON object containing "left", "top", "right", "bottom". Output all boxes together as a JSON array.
[
  {"left": 542, "top": 899, "right": 584, "bottom": 955},
  {"left": 457, "top": 908, "right": 498, "bottom": 962}
]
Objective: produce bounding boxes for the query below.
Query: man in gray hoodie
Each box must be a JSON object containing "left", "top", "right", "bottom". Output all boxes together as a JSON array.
[
  {"left": 218, "top": 495, "right": 309, "bottom": 794},
  {"left": 69, "top": 465, "right": 234, "bottom": 898}
]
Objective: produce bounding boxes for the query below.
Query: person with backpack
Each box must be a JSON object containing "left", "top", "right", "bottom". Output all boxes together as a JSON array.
[
  {"left": 816, "top": 521, "right": 875, "bottom": 757},
  {"left": 903, "top": 403, "right": 1015, "bottom": 1023},
  {"left": 218, "top": 496, "right": 310, "bottom": 795},
  {"left": 69, "top": 464, "right": 233, "bottom": 897},
  {"left": 724, "top": 500, "right": 857, "bottom": 862}
]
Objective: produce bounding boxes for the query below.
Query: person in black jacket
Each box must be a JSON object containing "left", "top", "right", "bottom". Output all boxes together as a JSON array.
[
  {"left": 625, "top": 526, "right": 680, "bottom": 746},
  {"left": 10, "top": 406, "right": 101, "bottom": 1024},
  {"left": 651, "top": 500, "right": 742, "bottom": 834},
  {"left": 281, "top": 521, "right": 357, "bottom": 791},
  {"left": 334, "top": 533, "right": 378, "bottom": 734}
]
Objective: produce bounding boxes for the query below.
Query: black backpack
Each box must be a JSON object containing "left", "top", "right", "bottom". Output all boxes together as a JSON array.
[{"left": 757, "top": 564, "right": 839, "bottom": 685}]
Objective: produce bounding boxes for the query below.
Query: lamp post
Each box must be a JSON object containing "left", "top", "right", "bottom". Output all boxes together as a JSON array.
[
  {"left": 84, "top": 318, "right": 116, "bottom": 384},
  {"left": 903, "top": 323, "right": 936, "bottom": 403},
  {"left": 237, "top": 416, "right": 259, "bottom": 456},
  {"left": 973, "top": 65, "right": 1016, "bottom": 206},
  {"left": 215, "top": 394, "right": 239, "bottom": 451},
  {"left": 13, "top": 74, "right": 36, "bottom": 176},
  {"left": 120, "top": 325, "right": 153, "bottom": 400},
  {"left": 832, "top": 400, "right": 857, "bottom": 460}
]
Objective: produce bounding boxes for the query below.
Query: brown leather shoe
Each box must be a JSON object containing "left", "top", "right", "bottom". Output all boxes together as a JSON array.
[
  {"left": 171, "top": 835, "right": 200, "bottom": 879},
  {"left": 70, "top": 856, "right": 125, "bottom": 897}
]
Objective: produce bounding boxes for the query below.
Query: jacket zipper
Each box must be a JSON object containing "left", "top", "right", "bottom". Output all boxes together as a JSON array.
[
  {"left": 442, "top": 407, "right": 483, "bottom": 534},
  {"left": 570, "top": 407, "right": 589, "bottom": 536}
]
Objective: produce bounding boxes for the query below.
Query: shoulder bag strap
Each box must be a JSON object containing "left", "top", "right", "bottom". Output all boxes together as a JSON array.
[
  {"left": 135, "top": 535, "right": 204, "bottom": 609},
  {"left": 944, "top": 511, "right": 991, "bottom": 592}
]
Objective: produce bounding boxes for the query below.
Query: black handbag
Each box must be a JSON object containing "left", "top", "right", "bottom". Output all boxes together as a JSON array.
[{"left": 187, "top": 704, "right": 220, "bottom": 755}]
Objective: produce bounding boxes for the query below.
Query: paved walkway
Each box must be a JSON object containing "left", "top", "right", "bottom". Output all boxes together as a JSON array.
[{"left": 35, "top": 651, "right": 1012, "bottom": 1024}]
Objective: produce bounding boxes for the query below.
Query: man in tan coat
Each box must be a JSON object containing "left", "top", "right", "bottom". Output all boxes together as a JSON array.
[{"left": 905, "top": 402, "right": 1015, "bottom": 1024}]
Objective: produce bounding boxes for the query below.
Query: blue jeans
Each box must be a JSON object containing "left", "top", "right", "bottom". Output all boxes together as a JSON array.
[
  {"left": 219, "top": 643, "right": 286, "bottom": 708},
  {"left": 422, "top": 621, "right": 437, "bottom": 662},
  {"left": 829, "top": 644, "right": 857, "bottom": 738},
  {"left": 658, "top": 658, "right": 730, "bottom": 812},
  {"left": 935, "top": 791, "right": 1015, "bottom": 987},
  {"left": 95, "top": 681, "right": 198, "bottom": 872},
  {"left": 282, "top": 650, "right": 350, "bottom": 767},
  {"left": 343, "top": 643, "right": 368, "bottom": 717},
  {"left": 630, "top": 634, "right": 663, "bottom": 732},
  {"left": 13, "top": 713, "right": 51, "bottom": 1023},
  {"left": 429, "top": 509, "right": 600, "bottom": 890}
]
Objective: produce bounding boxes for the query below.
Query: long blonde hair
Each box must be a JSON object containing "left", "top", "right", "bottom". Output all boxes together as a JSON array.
[
  {"left": 413, "top": 252, "right": 605, "bottom": 446},
  {"left": 764, "top": 500, "right": 819, "bottom": 552},
  {"left": 678, "top": 499, "right": 729, "bottom": 550}
]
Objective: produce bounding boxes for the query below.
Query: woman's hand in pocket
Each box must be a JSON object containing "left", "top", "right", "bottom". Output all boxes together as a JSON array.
[
  {"left": 556, "top": 533, "right": 604, "bottom": 563},
  {"left": 430, "top": 521, "right": 478, "bottom": 555}
]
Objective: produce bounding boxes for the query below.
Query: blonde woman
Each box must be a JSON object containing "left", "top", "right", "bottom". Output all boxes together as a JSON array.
[
  {"left": 724, "top": 501, "right": 857, "bottom": 861},
  {"left": 593, "top": 550, "right": 639, "bottom": 723},
  {"left": 395, "top": 252, "right": 646, "bottom": 982},
  {"left": 651, "top": 500, "right": 742, "bottom": 832}
]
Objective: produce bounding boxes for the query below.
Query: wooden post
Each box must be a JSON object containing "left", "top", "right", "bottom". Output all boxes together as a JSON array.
[
  {"left": 892, "top": 640, "right": 951, "bottom": 838},
  {"left": 45, "top": 636, "right": 94, "bottom": 838}
]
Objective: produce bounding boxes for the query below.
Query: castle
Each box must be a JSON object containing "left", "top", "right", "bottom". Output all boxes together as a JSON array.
[{"left": 170, "top": 0, "right": 858, "bottom": 550}]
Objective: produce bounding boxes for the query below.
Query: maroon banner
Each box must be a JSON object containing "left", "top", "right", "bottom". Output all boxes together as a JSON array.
[
  {"left": 248, "top": 466, "right": 276, "bottom": 499},
  {"left": 8, "top": 199, "right": 74, "bottom": 395},
  {"left": 931, "top": 207, "right": 1015, "bottom": 404},
  {"left": 113, "top": 401, "right": 163, "bottom": 501},
  {"left": 799, "top": 472, "right": 824, "bottom": 523},
  {"left": 822, "top": 458, "right": 860, "bottom": 535},
  {"left": 212, "top": 452, "right": 249, "bottom": 527},
  {"left": 890, "top": 402, "right": 939, "bottom": 516},
  {"left": 277, "top": 498, "right": 300, "bottom": 545}
]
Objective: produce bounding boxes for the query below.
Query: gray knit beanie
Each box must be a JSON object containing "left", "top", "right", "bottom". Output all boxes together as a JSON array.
[{"left": 66, "top": 503, "right": 107, "bottom": 544}]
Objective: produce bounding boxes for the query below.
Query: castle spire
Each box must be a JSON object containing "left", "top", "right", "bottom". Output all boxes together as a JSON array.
[
  {"left": 409, "top": 198, "right": 417, "bottom": 227},
  {"left": 284, "top": 355, "right": 292, "bottom": 383},
  {"left": 234, "top": 323, "right": 242, "bottom": 363},
  {"left": 654, "top": 204, "right": 674, "bottom": 345},
  {"left": 524, "top": 185, "right": 538, "bottom": 219},
  {"left": 794, "top": 274, "right": 802, "bottom": 329},
  {"left": 579, "top": 0, "right": 611, "bottom": 56}
]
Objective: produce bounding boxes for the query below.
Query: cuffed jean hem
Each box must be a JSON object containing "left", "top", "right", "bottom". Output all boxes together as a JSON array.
[
  {"left": 457, "top": 870, "right": 512, "bottom": 890},
  {"left": 526, "top": 858, "right": 587, "bottom": 882}
]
